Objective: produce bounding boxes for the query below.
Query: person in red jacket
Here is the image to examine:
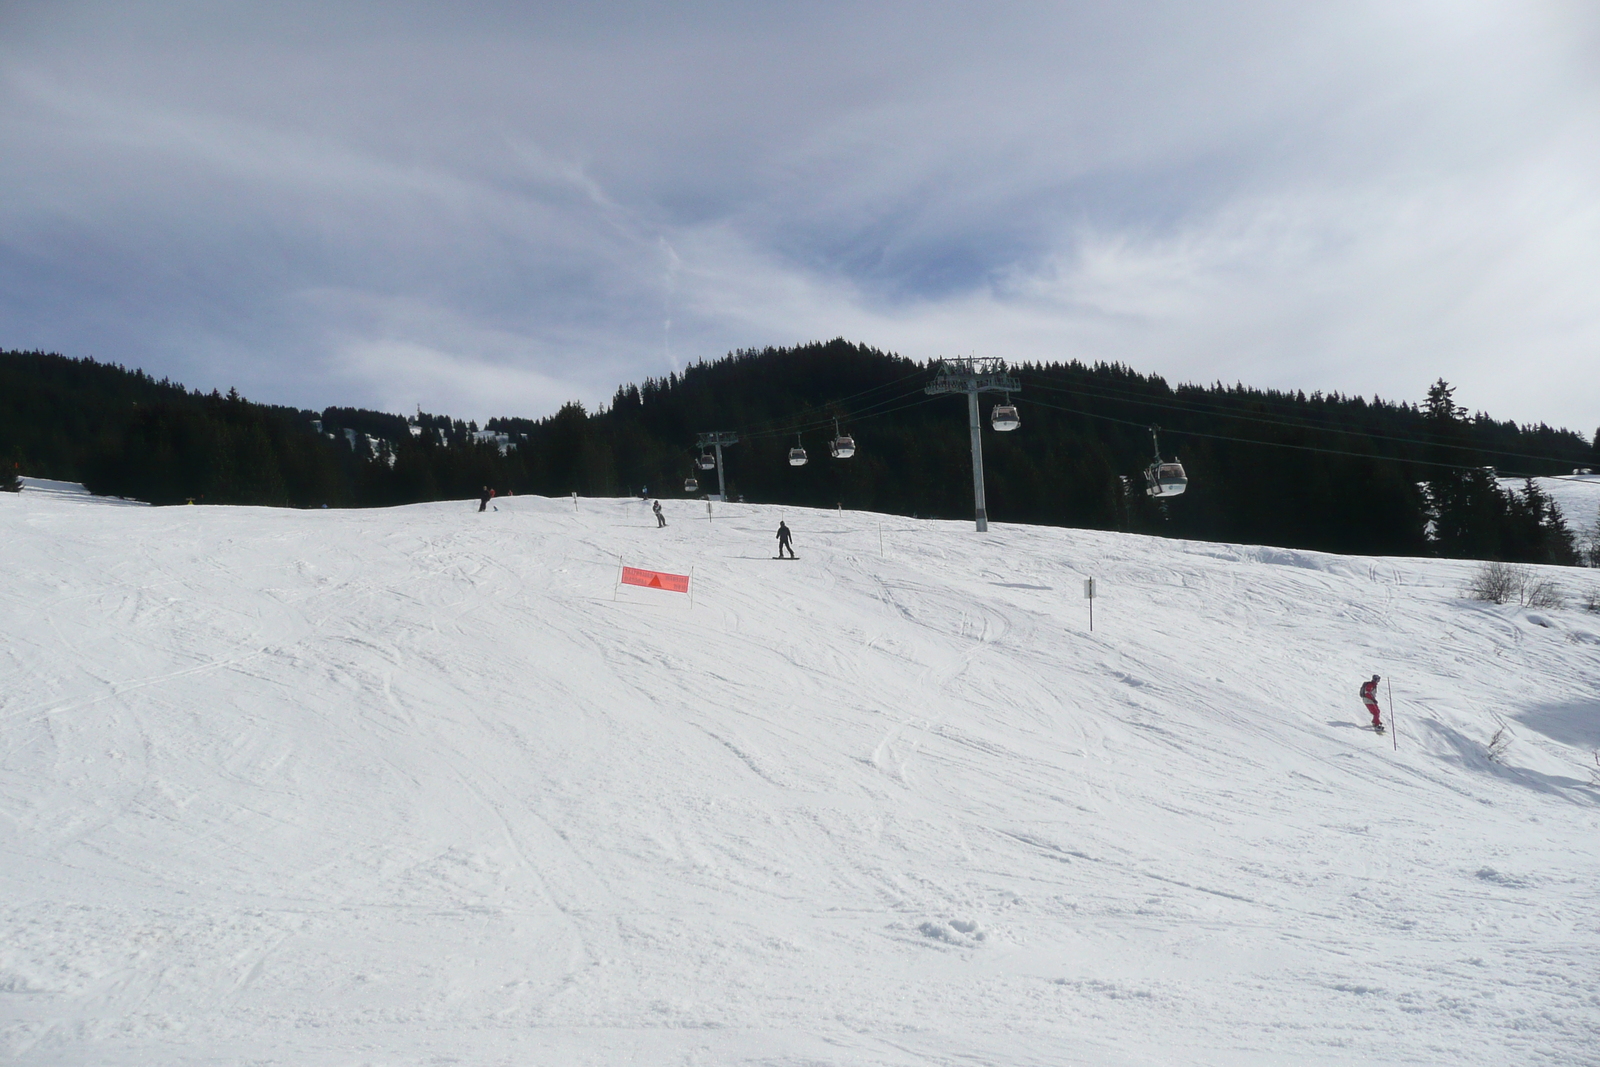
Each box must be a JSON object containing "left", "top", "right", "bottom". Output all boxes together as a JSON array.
[{"left": 1359, "top": 674, "right": 1383, "bottom": 731}]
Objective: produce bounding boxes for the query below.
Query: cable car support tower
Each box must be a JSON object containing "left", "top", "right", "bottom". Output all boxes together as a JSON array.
[
  {"left": 695, "top": 431, "right": 739, "bottom": 500},
  {"left": 924, "top": 357, "right": 1021, "bottom": 532}
]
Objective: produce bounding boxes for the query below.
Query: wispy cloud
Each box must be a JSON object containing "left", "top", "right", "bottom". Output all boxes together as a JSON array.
[{"left": 2, "top": 2, "right": 1597, "bottom": 428}]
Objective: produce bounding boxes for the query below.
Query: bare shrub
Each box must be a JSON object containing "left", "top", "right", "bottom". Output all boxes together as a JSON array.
[
  {"left": 1579, "top": 508, "right": 1600, "bottom": 568},
  {"left": 1466, "top": 561, "right": 1521, "bottom": 604},
  {"left": 1486, "top": 719, "right": 1514, "bottom": 763},
  {"left": 1524, "top": 578, "right": 1566, "bottom": 610},
  {"left": 1583, "top": 589, "right": 1600, "bottom": 614},
  {"left": 1466, "top": 562, "right": 1566, "bottom": 609}
]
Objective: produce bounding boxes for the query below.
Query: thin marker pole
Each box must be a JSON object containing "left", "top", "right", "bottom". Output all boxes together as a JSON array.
[
  {"left": 1389, "top": 678, "right": 1397, "bottom": 751},
  {"left": 689, "top": 566, "right": 696, "bottom": 612}
]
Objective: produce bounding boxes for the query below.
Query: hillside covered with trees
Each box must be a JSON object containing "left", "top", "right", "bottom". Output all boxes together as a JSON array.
[{"left": 3, "top": 343, "right": 1595, "bottom": 564}]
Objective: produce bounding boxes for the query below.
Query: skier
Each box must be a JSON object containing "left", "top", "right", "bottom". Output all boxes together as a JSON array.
[
  {"left": 653, "top": 500, "right": 666, "bottom": 528},
  {"left": 776, "top": 521, "right": 795, "bottom": 559},
  {"left": 1359, "top": 674, "right": 1384, "bottom": 732},
  {"left": 478, "top": 486, "right": 491, "bottom": 512}
]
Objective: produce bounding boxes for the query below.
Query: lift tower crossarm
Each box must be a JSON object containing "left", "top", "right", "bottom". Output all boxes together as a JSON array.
[
  {"left": 923, "top": 358, "right": 1020, "bottom": 532},
  {"left": 695, "top": 431, "right": 739, "bottom": 501},
  {"left": 922, "top": 359, "right": 1019, "bottom": 398}
]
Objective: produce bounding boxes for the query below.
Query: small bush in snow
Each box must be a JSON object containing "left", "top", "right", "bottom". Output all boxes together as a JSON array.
[
  {"left": 1466, "top": 562, "right": 1521, "bottom": 605},
  {"left": 1582, "top": 589, "right": 1600, "bottom": 614},
  {"left": 1579, "top": 508, "right": 1600, "bottom": 568},
  {"left": 1486, "top": 719, "right": 1513, "bottom": 763},
  {"left": 1466, "top": 562, "right": 1565, "bottom": 609},
  {"left": 1523, "top": 578, "right": 1565, "bottom": 610}
]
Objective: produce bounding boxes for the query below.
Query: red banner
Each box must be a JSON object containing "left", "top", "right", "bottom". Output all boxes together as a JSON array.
[{"left": 620, "top": 566, "right": 691, "bottom": 593}]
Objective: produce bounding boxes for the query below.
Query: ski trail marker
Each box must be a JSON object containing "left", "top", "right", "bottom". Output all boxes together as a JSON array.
[{"left": 620, "top": 566, "right": 691, "bottom": 594}]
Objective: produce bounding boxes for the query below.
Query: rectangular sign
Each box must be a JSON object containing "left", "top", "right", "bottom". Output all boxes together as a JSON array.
[
  {"left": 1084, "top": 578, "right": 1095, "bottom": 599},
  {"left": 620, "top": 566, "right": 691, "bottom": 594}
]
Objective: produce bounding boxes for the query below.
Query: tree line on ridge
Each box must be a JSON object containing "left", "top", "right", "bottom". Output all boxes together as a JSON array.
[{"left": 2, "top": 342, "right": 1595, "bottom": 565}]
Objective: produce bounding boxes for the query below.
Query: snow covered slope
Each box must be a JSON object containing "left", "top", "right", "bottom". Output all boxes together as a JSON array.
[
  {"left": 4, "top": 488, "right": 1599, "bottom": 1066},
  {"left": 1505, "top": 474, "right": 1600, "bottom": 532},
  {"left": 14, "top": 476, "right": 147, "bottom": 506}
]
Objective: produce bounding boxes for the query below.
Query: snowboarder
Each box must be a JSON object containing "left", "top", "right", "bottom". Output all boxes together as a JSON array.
[
  {"left": 1359, "top": 674, "right": 1384, "bottom": 731},
  {"left": 776, "top": 521, "right": 795, "bottom": 559},
  {"left": 653, "top": 500, "right": 666, "bottom": 528},
  {"left": 478, "top": 486, "right": 492, "bottom": 512}
]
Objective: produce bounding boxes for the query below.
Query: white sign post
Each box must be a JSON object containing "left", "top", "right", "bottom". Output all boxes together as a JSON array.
[{"left": 1084, "top": 577, "right": 1096, "bottom": 632}]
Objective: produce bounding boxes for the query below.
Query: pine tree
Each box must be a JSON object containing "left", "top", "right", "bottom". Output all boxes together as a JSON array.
[
  {"left": 1503, "top": 479, "right": 1578, "bottom": 565},
  {"left": 1422, "top": 380, "right": 1508, "bottom": 558},
  {"left": 1, "top": 461, "right": 21, "bottom": 493}
]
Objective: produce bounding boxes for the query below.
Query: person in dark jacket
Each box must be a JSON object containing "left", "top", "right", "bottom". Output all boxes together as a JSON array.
[
  {"left": 653, "top": 500, "right": 666, "bottom": 527},
  {"left": 1359, "top": 674, "right": 1383, "bottom": 731},
  {"left": 478, "top": 486, "right": 491, "bottom": 512},
  {"left": 776, "top": 521, "right": 795, "bottom": 559}
]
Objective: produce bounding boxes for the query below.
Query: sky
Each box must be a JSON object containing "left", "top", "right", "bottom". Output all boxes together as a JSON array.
[{"left": 2, "top": 1, "right": 1598, "bottom": 432}]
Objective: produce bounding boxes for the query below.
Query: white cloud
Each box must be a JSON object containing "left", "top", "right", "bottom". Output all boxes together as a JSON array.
[
  {"left": 1, "top": 1, "right": 1597, "bottom": 430},
  {"left": 334, "top": 338, "right": 577, "bottom": 419}
]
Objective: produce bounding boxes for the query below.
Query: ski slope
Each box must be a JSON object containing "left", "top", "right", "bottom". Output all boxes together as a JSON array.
[
  {"left": 3, "top": 487, "right": 1599, "bottom": 1066},
  {"left": 1505, "top": 474, "right": 1600, "bottom": 534}
]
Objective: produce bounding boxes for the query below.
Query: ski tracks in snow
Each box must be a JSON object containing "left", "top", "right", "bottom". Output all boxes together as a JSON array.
[{"left": 5, "top": 493, "right": 1600, "bottom": 1064}]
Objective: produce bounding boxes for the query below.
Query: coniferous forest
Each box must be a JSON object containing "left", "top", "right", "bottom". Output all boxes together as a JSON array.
[{"left": 3, "top": 343, "right": 1596, "bottom": 564}]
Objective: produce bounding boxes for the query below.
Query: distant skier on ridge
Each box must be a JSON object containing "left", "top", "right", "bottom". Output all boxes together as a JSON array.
[
  {"left": 776, "top": 521, "right": 795, "bottom": 559},
  {"left": 1359, "top": 675, "right": 1384, "bottom": 732}
]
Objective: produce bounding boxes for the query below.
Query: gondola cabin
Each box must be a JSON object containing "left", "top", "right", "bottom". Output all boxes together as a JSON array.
[
  {"left": 830, "top": 435, "right": 856, "bottom": 459},
  {"left": 684, "top": 476, "right": 699, "bottom": 493},
  {"left": 788, "top": 446, "right": 809, "bottom": 467},
  {"left": 698, "top": 452, "right": 717, "bottom": 470},
  {"left": 990, "top": 404, "right": 1020, "bottom": 431},
  {"left": 1145, "top": 461, "right": 1188, "bottom": 497}
]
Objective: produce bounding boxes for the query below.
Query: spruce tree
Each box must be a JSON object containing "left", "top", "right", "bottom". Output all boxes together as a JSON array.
[
  {"left": 1504, "top": 479, "right": 1578, "bottom": 565},
  {"left": 1422, "top": 380, "right": 1508, "bottom": 558},
  {"left": 1, "top": 461, "right": 20, "bottom": 493}
]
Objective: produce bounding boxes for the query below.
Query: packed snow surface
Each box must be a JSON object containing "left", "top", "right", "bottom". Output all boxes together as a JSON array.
[
  {"left": 1503, "top": 475, "right": 1600, "bottom": 534},
  {"left": 4, "top": 488, "right": 1600, "bottom": 1066}
]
